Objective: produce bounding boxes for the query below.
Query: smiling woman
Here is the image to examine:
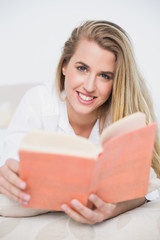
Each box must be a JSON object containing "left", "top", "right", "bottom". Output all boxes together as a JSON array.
[
  {"left": 0, "top": 20, "right": 160, "bottom": 225},
  {"left": 62, "top": 39, "right": 115, "bottom": 134}
]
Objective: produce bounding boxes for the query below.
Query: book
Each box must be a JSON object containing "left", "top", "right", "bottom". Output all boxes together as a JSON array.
[{"left": 19, "top": 112, "right": 156, "bottom": 211}]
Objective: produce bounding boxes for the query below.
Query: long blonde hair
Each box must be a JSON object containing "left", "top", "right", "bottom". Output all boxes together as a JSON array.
[{"left": 56, "top": 20, "right": 160, "bottom": 177}]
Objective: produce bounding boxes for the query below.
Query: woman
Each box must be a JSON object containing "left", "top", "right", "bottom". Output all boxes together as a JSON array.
[{"left": 0, "top": 20, "right": 160, "bottom": 224}]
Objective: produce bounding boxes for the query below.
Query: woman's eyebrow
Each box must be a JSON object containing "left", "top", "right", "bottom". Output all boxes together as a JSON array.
[{"left": 75, "top": 61, "right": 89, "bottom": 68}]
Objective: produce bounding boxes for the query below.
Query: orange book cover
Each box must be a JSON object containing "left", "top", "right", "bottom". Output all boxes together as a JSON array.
[{"left": 19, "top": 112, "right": 156, "bottom": 211}]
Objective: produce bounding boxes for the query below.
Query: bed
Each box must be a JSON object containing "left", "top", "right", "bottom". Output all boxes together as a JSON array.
[{"left": 0, "top": 83, "right": 160, "bottom": 240}]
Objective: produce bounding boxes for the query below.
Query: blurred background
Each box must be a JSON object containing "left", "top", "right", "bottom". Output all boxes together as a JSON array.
[{"left": 0, "top": 0, "right": 160, "bottom": 121}]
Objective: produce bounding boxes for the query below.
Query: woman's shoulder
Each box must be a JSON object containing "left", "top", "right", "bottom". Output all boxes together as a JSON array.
[
  {"left": 15, "top": 81, "right": 60, "bottom": 117},
  {"left": 23, "top": 81, "right": 56, "bottom": 98},
  {"left": 21, "top": 81, "right": 59, "bottom": 105}
]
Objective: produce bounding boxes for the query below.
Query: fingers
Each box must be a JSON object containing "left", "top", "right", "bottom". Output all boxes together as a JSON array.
[
  {"left": 89, "top": 194, "right": 106, "bottom": 211},
  {"left": 0, "top": 185, "right": 29, "bottom": 204},
  {"left": 6, "top": 159, "right": 19, "bottom": 174},
  {"left": 1, "top": 162, "right": 26, "bottom": 189},
  {"left": 89, "top": 194, "right": 116, "bottom": 218},
  {"left": 72, "top": 199, "right": 104, "bottom": 223},
  {"left": 61, "top": 199, "right": 104, "bottom": 224},
  {"left": 0, "top": 175, "right": 30, "bottom": 203},
  {"left": 61, "top": 194, "right": 117, "bottom": 224},
  {"left": 0, "top": 185, "right": 21, "bottom": 202},
  {"left": 61, "top": 204, "right": 94, "bottom": 224},
  {"left": 0, "top": 159, "right": 30, "bottom": 204}
]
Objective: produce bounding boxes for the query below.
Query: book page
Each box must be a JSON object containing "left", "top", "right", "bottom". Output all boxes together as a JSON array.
[
  {"left": 19, "top": 130, "right": 101, "bottom": 159},
  {"left": 100, "top": 112, "right": 146, "bottom": 145}
]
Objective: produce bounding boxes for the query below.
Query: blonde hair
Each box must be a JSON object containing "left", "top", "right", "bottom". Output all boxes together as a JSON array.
[{"left": 56, "top": 20, "right": 160, "bottom": 177}]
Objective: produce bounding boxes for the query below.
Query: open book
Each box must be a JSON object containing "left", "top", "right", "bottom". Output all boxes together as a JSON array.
[{"left": 19, "top": 112, "right": 156, "bottom": 210}]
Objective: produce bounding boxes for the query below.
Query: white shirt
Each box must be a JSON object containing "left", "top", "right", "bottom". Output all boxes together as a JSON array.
[
  {"left": 1, "top": 81, "right": 100, "bottom": 163},
  {"left": 1, "top": 81, "right": 160, "bottom": 200}
]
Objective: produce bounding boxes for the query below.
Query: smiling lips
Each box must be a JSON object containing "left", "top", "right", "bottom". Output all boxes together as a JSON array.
[{"left": 76, "top": 91, "right": 97, "bottom": 104}]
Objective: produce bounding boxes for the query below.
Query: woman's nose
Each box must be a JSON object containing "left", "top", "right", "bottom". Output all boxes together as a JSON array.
[{"left": 83, "top": 74, "right": 96, "bottom": 93}]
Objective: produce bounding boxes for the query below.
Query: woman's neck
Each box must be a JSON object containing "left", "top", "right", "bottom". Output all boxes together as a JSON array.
[
  {"left": 66, "top": 102, "right": 97, "bottom": 138},
  {"left": 69, "top": 118, "right": 97, "bottom": 138}
]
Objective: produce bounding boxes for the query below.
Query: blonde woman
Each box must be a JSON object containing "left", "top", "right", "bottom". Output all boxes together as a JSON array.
[{"left": 0, "top": 20, "right": 160, "bottom": 224}]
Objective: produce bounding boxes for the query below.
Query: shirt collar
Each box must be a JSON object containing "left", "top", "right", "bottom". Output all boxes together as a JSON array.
[
  {"left": 58, "top": 100, "right": 74, "bottom": 134},
  {"left": 88, "top": 119, "right": 100, "bottom": 144}
]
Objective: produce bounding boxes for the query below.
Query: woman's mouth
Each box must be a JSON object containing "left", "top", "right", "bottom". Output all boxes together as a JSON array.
[{"left": 76, "top": 91, "right": 96, "bottom": 104}]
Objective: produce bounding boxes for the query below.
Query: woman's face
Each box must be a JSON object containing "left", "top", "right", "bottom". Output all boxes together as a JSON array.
[{"left": 62, "top": 39, "right": 115, "bottom": 121}]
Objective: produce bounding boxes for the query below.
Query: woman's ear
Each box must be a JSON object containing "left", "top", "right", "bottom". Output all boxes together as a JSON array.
[{"left": 62, "top": 64, "right": 67, "bottom": 76}]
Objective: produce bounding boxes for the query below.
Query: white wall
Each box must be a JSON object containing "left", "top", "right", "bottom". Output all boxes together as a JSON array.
[{"left": 0, "top": 0, "right": 160, "bottom": 120}]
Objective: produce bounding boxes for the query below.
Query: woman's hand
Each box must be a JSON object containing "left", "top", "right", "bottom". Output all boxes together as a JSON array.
[
  {"left": 0, "top": 159, "right": 30, "bottom": 204},
  {"left": 61, "top": 194, "right": 146, "bottom": 224}
]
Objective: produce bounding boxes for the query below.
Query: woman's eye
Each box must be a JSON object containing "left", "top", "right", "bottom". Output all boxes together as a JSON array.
[
  {"left": 77, "top": 66, "right": 87, "bottom": 72},
  {"left": 100, "top": 73, "right": 110, "bottom": 80}
]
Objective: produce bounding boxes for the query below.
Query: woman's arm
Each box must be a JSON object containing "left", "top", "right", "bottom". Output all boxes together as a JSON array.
[
  {"left": 61, "top": 194, "right": 146, "bottom": 224},
  {"left": 111, "top": 197, "right": 146, "bottom": 218}
]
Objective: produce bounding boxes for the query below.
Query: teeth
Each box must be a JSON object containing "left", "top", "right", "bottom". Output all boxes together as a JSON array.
[{"left": 79, "top": 92, "right": 94, "bottom": 101}]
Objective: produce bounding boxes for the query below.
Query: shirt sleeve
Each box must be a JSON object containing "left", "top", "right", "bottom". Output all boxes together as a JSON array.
[
  {"left": 0, "top": 87, "right": 43, "bottom": 165},
  {"left": 146, "top": 167, "right": 160, "bottom": 200}
]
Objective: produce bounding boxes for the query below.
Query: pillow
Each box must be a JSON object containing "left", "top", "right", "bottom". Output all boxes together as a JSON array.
[
  {"left": 0, "top": 103, "right": 13, "bottom": 128},
  {"left": 0, "top": 194, "right": 49, "bottom": 217},
  {"left": 0, "top": 128, "right": 6, "bottom": 158},
  {"left": 0, "top": 83, "right": 36, "bottom": 128}
]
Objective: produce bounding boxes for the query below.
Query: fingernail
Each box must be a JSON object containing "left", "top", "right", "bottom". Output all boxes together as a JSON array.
[
  {"left": 23, "top": 195, "right": 30, "bottom": 201},
  {"left": 22, "top": 201, "right": 29, "bottom": 205},
  {"left": 89, "top": 194, "right": 95, "bottom": 201},
  {"left": 71, "top": 199, "right": 79, "bottom": 207},
  {"left": 61, "top": 204, "right": 68, "bottom": 212},
  {"left": 19, "top": 182, "right": 26, "bottom": 189}
]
